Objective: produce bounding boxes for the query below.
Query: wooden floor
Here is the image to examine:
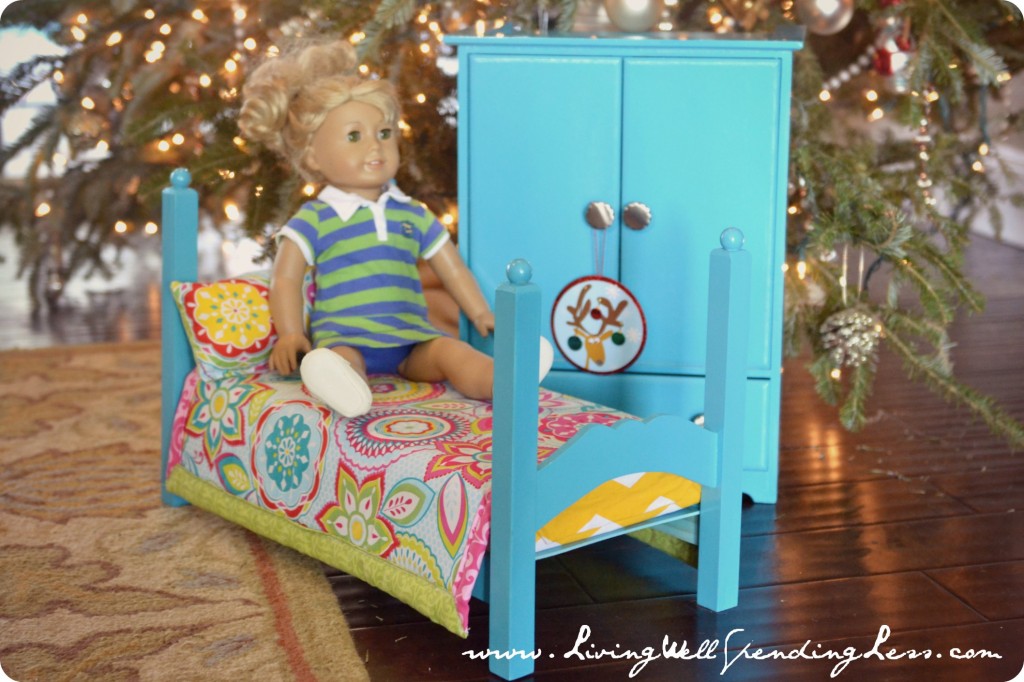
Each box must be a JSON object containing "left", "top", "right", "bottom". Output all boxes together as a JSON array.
[{"left": 3, "top": 233, "right": 1021, "bottom": 680}]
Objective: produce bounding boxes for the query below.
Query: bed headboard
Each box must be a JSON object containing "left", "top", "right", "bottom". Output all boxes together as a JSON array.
[{"left": 160, "top": 169, "right": 198, "bottom": 506}]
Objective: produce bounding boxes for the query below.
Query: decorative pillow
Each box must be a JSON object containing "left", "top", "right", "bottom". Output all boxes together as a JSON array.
[{"left": 171, "top": 269, "right": 315, "bottom": 379}]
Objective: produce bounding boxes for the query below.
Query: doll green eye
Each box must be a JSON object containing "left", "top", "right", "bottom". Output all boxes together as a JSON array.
[
  {"left": 379, "top": 128, "right": 393, "bottom": 140},
  {"left": 347, "top": 131, "right": 361, "bottom": 142}
]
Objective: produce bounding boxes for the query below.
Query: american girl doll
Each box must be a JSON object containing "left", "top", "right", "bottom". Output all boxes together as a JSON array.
[{"left": 238, "top": 39, "right": 551, "bottom": 417}]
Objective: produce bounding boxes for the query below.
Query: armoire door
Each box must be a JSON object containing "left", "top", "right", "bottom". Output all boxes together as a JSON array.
[
  {"left": 619, "top": 57, "right": 784, "bottom": 376},
  {"left": 463, "top": 54, "right": 623, "bottom": 361}
]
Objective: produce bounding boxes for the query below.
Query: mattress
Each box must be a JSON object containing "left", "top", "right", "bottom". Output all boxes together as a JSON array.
[{"left": 167, "top": 371, "right": 700, "bottom": 634}]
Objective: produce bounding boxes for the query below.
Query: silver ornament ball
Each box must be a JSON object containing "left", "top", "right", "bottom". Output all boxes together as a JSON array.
[
  {"left": 603, "top": 0, "right": 665, "bottom": 32},
  {"left": 795, "top": 0, "right": 855, "bottom": 36}
]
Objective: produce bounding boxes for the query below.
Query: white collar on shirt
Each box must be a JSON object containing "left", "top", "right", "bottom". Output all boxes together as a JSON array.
[{"left": 317, "top": 183, "right": 412, "bottom": 242}]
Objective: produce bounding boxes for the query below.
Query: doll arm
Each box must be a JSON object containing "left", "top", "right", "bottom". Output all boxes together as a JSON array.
[
  {"left": 427, "top": 241, "right": 495, "bottom": 337},
  {"left": 269, "top": 239, "right": 312, "bottom": 374}
]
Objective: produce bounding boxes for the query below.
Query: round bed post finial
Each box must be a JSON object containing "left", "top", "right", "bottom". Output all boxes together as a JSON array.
[
  {"left": 506, "top": 259, "right": 533, "bottom": 285},
  {"left": 170, "top": 168, "right": 192, "bottom": 189},
  {"left": 720, "top": 227, "right": 745, "bottom": 252}
]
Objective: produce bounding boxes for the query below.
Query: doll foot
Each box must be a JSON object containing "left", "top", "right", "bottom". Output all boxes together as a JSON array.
[
  {"left": 300, "top": 348, "right": 373, "bottom": 417},
  {"left": 539, "top": 337, "right": 554, "bottom": 383}
]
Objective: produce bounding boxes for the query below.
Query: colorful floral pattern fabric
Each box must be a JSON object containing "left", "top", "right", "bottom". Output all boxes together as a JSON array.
[
  {"left": 169, "top": 373, "right": 701, "bottom": 634},
  {"left": 171, "top": 270, "right": 315, "bottom": 379}
]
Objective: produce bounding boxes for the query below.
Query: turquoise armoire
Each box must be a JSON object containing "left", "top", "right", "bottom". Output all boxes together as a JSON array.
[{"left": 448, "top": 27, "right": 803, "bottom": 503}]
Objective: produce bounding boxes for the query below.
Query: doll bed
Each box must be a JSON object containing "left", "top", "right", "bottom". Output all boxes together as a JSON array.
[{"left": 159, "top": 169, "right": 750, "bottom": 681}]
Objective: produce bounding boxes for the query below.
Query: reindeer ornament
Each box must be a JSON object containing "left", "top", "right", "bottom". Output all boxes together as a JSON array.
[{"left": 551, "top": 275, "right": 647, "bottom": 374}]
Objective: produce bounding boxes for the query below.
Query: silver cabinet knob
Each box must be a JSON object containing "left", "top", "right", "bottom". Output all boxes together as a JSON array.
[
  {"left": 585, "top": 201, "right": 615, "bottom": 230},
  {"left": 623, "top": 202, "right": 652, "bottom": 231}
]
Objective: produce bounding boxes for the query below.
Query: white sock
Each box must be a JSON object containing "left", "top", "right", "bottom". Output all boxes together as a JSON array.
[
  {"left": 539, "top": 337, "right": 554, "bottom": 382},
  {"left": 299, "top": 348, "right": 373, "bottom": 418}
]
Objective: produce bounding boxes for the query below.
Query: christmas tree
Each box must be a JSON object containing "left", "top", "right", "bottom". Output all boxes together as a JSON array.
[{"left": 1, "top": 0, "right": 1022, "bottom": 445}]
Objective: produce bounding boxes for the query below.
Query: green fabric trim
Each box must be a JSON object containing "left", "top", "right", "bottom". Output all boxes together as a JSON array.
[
  {"left": 628, "top": 527, "right": 699, "bottom": 568},
  {"left": 166, "top": 467, "right": 469, "bottom": 638}
]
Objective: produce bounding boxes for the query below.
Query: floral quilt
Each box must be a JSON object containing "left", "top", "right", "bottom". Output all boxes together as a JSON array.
[{"left": 167, "top": 371, "right": 699, "bottom": 635}]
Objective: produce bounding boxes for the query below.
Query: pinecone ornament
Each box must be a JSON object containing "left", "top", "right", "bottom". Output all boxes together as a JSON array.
[{"left": 820, "top": 308, "right": 882, "bottom": 368}]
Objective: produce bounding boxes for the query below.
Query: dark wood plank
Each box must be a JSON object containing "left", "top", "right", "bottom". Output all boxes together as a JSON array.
[
  {"left": 778, "top": 411, "right": 1024, "bottom": 484},
  {"left": 927, "top": 561, "right": 1024, "bottom": 621},
  {"left": 739, "top": 512, "right": 1024, "bottom": 587},
  {"left": 742, "top": 477, "right": 974, "bottom": 536},
  {"left": 553, "top": 536, "right": 698, "bottom": 602},
  {"left": 554, "top": 512, "right": 1024, "bottom": 596},
  {"left": 928, "top": 466, "right": 1024, "bottom": 514}
]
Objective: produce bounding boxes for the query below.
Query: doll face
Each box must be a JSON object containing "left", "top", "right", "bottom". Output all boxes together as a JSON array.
[{"left": 307, "top": 100, "right": 399, "bottom": 201}]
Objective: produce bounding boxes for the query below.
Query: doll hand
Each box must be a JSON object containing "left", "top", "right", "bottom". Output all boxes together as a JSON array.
[
  {"left": 270, "top": 333, "right": 312, "bottom": 375},
  {"left": 472, "top": 311, "right": 496, "bottom": 338}
]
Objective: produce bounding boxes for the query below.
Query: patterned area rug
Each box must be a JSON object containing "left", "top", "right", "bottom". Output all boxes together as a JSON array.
[{"left": 0, "top": 342, "right": 368, "bottom": 682}]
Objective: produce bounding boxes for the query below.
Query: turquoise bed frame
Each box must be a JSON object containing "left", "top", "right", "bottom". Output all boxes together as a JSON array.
[{"left": 159, "top": 168, "right": 751, "bottom": 680}]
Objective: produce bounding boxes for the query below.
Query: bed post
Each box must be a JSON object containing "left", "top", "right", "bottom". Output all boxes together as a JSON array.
[
  {"left": 697, "top": 227, "right": 750, "bottom": 610},
  {"left": 160, "top": 168, "right": 198, "bottom": 507},
  {"left": 489, "top": 259, "right": 541, "bottom": 680}
]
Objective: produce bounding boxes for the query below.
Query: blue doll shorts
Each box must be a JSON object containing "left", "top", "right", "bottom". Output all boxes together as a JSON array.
[{"left": 356, "top": 344, "right": 416, "bottom": 374}]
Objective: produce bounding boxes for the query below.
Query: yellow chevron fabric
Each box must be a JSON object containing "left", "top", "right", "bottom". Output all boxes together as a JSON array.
[{"left": 536, "top": 472, "right": 701, "bottom": 550}]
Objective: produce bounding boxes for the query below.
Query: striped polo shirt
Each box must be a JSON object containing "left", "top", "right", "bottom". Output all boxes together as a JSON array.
[{"left": 277, "top": 184, "right": 450, "bottom": 350}]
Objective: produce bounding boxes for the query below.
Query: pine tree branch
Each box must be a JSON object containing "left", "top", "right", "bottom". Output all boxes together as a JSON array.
[
  {"left": 914, "top": 239, "right": 986, "bottom": 313},
  {"left": 0, "top": 105, "right": 57, "bottom": 172},
  {"left": 892, "top": 255, "right": 954, "bottom": 326},
  {"left": 924, "top": 0, "right": 1009, "bottom": 85},
  {"left": 373, "top": 0, "right": 418, "bottom": 29},
  {"left": 809, "top": 353, "right": 841, "bottom": 407},
  {"left": 838, "top": 361, "right": 878, "bottom": 432},
  {"left": 0, "top": 55, "right": 62, "bottom": 113},
  {"left": 554, "top": 0, "right": 579, "bottom": 31},
  {"left": 884, "top": 326, "right": 1024, "bottom": 450},
  {"left": 882, "top": 309, "right": 954, "bottom": 374}
]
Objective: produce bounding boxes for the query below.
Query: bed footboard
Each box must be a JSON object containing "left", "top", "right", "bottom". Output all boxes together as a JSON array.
[
  {"left": 696, "top": 228, "right": 750, "bottom": 611},
  {"left": 487, "top": 230, "right": 750, "bottom": 680}
]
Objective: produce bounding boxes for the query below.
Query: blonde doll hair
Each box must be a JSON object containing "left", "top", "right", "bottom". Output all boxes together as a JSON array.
[{"left": 238, "top": 39, "right": 400, "bottom": 182}]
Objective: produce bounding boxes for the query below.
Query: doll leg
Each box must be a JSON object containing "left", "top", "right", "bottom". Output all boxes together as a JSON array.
[
  {"left": 400, "top": 337, "right": 494, "bottom": 399},
  {"left": 399, "top": 337, "right": 554, "bottom": 400},
  {"left": 300, "top": 347, "right": 373, "bottom": 417}
]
